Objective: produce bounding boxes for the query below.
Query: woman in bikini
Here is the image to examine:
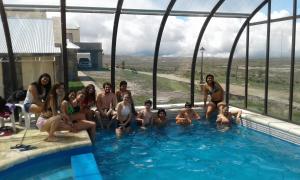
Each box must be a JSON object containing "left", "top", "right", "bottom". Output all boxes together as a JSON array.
[
  {"left": 115, "top": 93, "right": 132, "bottom": 137},
  {"left": 203, "top": 74, "right": 225, "bottom": 119},
  {"left": 82, "top": 84, "right": 97, "bottom": 121},
  {"left": 61, "top": 91, "right": 96, "bottom": 142},
  {"left": 36, "top": 83, "right": 72, "bottom": 141}
]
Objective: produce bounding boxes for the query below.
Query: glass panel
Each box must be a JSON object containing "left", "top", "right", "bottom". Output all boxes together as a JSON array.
[
  {"left": 67, "top": 0, "right": 117, "bottom": 8},
  {"left": 173, "top": 0, "right": 218, "bottom": 12},
  {"left": 123, "top": 0, "right": 169, "bottom": 10},
  {"left": 268, "top": 20, "right": 292, "bottom": 120},
  {"left": 4, "top": 0, "right": 59, "bottom": 5},
  {"left": 293, "top": 19, "right": 300, "bottom": 124},
  {"left": 66, "top": 12, "right": 114, "bottom": 94},
  {"left": 271, "top": 0, "right": 293, "bottom": 19},
  {"left": 218, "top": 0, "right": 263, "bottom": 13},
  {"left": 247, "top": 24, "right": 266, "bottom": 114},
  {"left": 230, "top": 31, "right": 246, "bottom": 108},
  {"left": 196, "top": 18, "right": 245, "bottom": 94},
  {"left": 115, "top": 15, "right": 160, "bottom": 106},
  {"left": 251, "top": 5, "right": 268, "bottom": 23}
]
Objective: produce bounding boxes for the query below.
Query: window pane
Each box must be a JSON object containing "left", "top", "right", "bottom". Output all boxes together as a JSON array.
[
  {"left": 247, "top": 24, "right": 266, "bottom": 114},
  {"left": 268, "top": 20, "right": 292, "bottom": 120}
]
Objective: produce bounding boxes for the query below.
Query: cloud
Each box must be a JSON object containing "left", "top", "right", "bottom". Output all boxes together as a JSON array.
[{"left": 5, "top": 0, "right": 297, "bottom": 58}]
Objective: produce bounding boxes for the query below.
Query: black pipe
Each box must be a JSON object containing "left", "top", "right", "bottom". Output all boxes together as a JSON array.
[
  {"left": 245, "top": 23, "right": 249, "bottom": 108},
  {"left": 60, "top": 0, "right": 68, "bottom": 91},
  {"left": 264, "top": 1, "right": 271, "bottom": 115},
  {"left": 226, "top": 0, "right": 269, "bottom": 106},
  {"left": 289, "top": 0, "right": 297, "bottom": 121},
  {"left": 152, "top": 0, "right": 176, "bottom": 109},
  {"left": 111, "top": 0, "right": 124, "bottom": 93},
  {"left": 0, "top": 0, "right": 17, "bottom": 98},
  {"left": 190, "top": 0, "right": 225, "bottom": 106}
]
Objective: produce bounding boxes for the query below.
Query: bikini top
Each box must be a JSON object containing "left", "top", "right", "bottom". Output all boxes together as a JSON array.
[{"left": 207, "top": 82, "right": 220, "bottom": 95}]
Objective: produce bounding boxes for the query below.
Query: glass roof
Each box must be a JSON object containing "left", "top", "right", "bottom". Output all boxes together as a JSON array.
[
  {"left": 122, "top": 0, "right": 169, "bottom": 10},
  {"left": 172, "top": 0, "right": 219, "bottom": 12},
  {"left": 217, "top": 0, "right": 263, "bottom": 14}
]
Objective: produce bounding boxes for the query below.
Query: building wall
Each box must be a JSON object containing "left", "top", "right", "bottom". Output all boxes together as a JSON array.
[
  {"left": 67, "top": 28, "right": 80, "bottom": 43},
  {"left": 6, "top": 11, "right": 47, "bottom": 19},
  {"left": 21, "top": 56, "right": 56, "bottom": 88}
]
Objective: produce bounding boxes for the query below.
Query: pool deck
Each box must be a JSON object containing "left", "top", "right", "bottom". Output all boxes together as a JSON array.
[
  {"left": 0, "top": 126, "right": 91, "bottom": 172},
  {"left": 1, "top": 103, "right": 300, "bottom": 173}
]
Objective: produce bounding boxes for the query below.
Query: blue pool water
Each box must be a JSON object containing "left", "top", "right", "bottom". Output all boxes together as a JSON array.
[
  {"left": 94, "top": 120, "right": 300, "bottom": 180},
  {"left": 2, "top": 120, "right": 300, "bottom": 180}
]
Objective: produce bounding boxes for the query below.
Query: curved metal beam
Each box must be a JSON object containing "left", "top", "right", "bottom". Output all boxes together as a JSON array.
[
  {"left": 226, "top": 0, "right": 269, "bottom": 106},
  {"left": 190, "top": 0, "right": 225, "bottom": 106},
  {"left": 0, "top": 0, "right": 17, "bottom": 98},
  {"left": 152, "top": 0, "right": 176, "bottom": 109},
  {"left": 60, "top": 0, "right": 68, "bottom": 91},
  {"left": 111, "top": 0, "right": 124, "bottom": 92}
]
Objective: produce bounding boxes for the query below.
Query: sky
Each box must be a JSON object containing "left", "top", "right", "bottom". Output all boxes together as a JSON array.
[{"left": 4, "top": 0, "right": 300, "bottom": 58}]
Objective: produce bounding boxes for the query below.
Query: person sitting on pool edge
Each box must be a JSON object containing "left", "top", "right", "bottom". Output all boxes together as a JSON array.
[
  {"left": 216, "top": 106, "right": 242, "bottom": 125},
  {"left": 136, "top": 99, "right": 153, "bottom": 129},
  {"left": 203, "top": 74, "right": 225, "bottom": 119},
  {"left": 115, "top": 93, "right": 132, "bottom": 138},
  {"left": 176, "top": 102, "right": 200, "bottom": 125},
  {"left": 154, "top": 108, "right": 167, "bottom": 127}
]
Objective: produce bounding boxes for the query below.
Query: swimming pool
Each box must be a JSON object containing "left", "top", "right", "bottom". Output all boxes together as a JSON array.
[
  {"left": 95, "top": 120, "right": 300, "bottom": 180},
  {"left": 1, "top": 120, "right": 300, "bottom": 179}
]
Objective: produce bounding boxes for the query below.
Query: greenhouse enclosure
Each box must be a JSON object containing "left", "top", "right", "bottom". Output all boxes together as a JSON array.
[{"left": 1, "top": 0, "right": 300, "bottom": 179}]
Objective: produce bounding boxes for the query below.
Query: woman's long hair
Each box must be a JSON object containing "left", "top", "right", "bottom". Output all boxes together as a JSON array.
[
  {"left": 84, "top": 84, "right": 96, "bottom": 103},
  {"left": 43, "top": 82, "right": 63, "bottom": 112},
  {"left": 31, "top": 73, "right": 52, "bottom": 100}
]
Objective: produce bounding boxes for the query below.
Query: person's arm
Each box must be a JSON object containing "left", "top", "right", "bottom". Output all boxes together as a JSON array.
[
  {"left": 30, "top": 85, "right": 44, "bottom": 106},
  {"left": 122, "top": 113, "right": 132, "bottom": 127},
  {"left": 176, "top": 111, "right": 187, "bottom": 124},
  {"left": 96, "top": 93, "right": 106, "bottom": 116},
  {"left": 203, "top": 85, "right": 208, "bottom": 108},
  {"left": 193, "top": 110, "right": 200, "bottom": 120},
  {"left": 150, "top": 112, "right": 154, "bottom": 126},
  {"left": 60, "top": 101, "right": 70, "bottom": 123},
  {"left": 136, "top": 111, "right": 144, "bottom": 121},
  {"left": 116, "top": 103, "right": 123, "bottom": 122},
  {"left": 112, "top": 94, "right": 117, "bottom": 110},
  {"left": 49, "top": 95, "right": 58, "bottom": 116},
  {"left": 231, "top": 110, "right": 242, "bottom": 124}
]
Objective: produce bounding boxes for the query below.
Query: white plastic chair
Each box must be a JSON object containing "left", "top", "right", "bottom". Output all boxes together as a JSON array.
[{"left": 15, "top": 103, "right": 32, "bottom": 129}]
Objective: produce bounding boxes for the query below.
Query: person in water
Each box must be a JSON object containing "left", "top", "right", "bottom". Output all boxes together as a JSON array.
[
  {"left": 115, "top": 93, "right": 132, "bottom": 137},
  {"left": 176, "top": 102, "right": 200, "bottom": 125},
  {"left": 154, "top": 108, "right": 167, "bottom": 127},
  {"left": 216, "top": 106, "right": 242, "bottom": 125},
  {"left": 136, "top": 100, "right": 153, "bottom": 129},
  {"left": 203, "top": 74, "right": 225, "bottom": 119}
]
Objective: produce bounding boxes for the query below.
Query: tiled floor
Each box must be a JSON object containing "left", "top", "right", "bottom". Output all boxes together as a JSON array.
[{"left": 0, "top": 124, "right": 91, "bottom": 171}]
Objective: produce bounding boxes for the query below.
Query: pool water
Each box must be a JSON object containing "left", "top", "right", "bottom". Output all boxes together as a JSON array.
[{"left": 94, "top": 120, "right": 300, "bottom": 180}]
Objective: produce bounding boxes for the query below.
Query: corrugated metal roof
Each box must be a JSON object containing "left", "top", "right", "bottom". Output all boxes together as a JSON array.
[{"left": 0, "top": 18, "right": 60, "bottom": 54}]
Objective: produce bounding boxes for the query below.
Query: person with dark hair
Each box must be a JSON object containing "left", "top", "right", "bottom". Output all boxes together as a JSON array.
[
  {"left": 154, "top": 108, "right": 167, "bottom": 127},
  {"left": 61, "top": 90, "right": 96, "bottom": 142},
  {"left": 176, "top": 102, "right": 200, "bottom": 125},
  {"left": 115, "top": 93, "right": 132, "bottom": 138},
  {"left": 136, "top": 100, "right": 153, "bottom": 129},
  {"left": 216, "top": 106, "right": 242, "bottom": 125},
  {"left": 116, "top": 80, "right": 137, "bottom": 115},
  {"left": 36, "top": 83, "right": 72, "bottom": 142},
  {"left": 23, "top": 73, "right": 52, "bottom": 114},
  {"left": 83, "top": 84, "right": 96, "bottom": 121},
  {"left": 96, "top": 82, "right": 117, "bottom": 129},
  {"left": 203, "top": 74, "right": 225, "bottom": 119}
]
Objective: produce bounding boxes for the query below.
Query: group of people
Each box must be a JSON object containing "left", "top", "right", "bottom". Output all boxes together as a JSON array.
[{"left": 23, "top": 73, "right": 241, "bottom": 142}]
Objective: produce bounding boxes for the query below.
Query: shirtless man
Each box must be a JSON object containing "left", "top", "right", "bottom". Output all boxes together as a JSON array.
[
  {"left": 216, "top": 106, "right": 242, "bottom": 125},
  {"left": 136, "top": 100, "right": 153, "bottom": 128},
  {"left": 96, "top": 82, "right": 117, "bottom": 129},
  {"left": 176, "top": 102, "right": 200, "bottom": 125}
]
